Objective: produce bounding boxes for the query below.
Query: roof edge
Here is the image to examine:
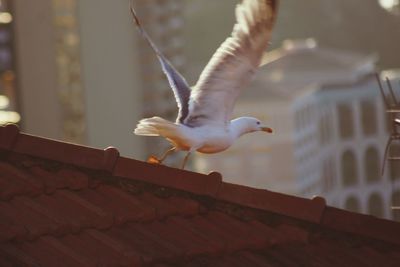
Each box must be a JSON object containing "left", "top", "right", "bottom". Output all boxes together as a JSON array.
[
  {"left": 1, "top": 124, "right": 400, "bottom": 245},
  {"left": 216, "top": 182, "right": 327, "bottom": 224},
  {"left": 0, "top": 124, "right": 119, "bottom": 172},
  {"left": 114, "top": 156, "right": 222, "bottom": 197},
  {"left": 322, "top": 207, "right": 400, "bottom": 246}
]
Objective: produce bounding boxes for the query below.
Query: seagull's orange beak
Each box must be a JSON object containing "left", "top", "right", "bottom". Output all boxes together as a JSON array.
[{"left": 261, "top": 126, "right": 273, "bottom": 133}]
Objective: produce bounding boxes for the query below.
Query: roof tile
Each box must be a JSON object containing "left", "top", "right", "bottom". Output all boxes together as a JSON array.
[
  {"left": 138, "top": 193, "right": 200, "bottom": 219},
  {"left": 206, "top": 212, "right": 268, "bottom": 249},
  {"left": 11, "top": 195, "right": 70, "bottom": 237},
  {"left": 13, "top": 133, "right": 117, "bottom": 172},
  {"left": 85, "top": 229, "right": 142, "bottom": 266},
  {"left": 54, "top": 190, "right": 114, "bottom": 231},
  {"left": 16, "top": 237, "right": 84, "bottom": 267},
  {"left": 312, "top": 240, "right": 369, "bottom": 267},
  {"left": 40, "top": 236, "right": 96, "bottom": 267},
  {"left": 276, "top": 224, "right": 310, "bottom": 243},
  {"left": 57, "top": 169, "right": 89, "bottom": 191},
  {"left": 262, "top": 246, "right": 310, "bottom": 266},
  {"left": 0, "top": 124, "right": 19, "bottom": 151},
  {"left": 110, "top": 223, "right": 183, "bottom": 264},
  {"left": 322, "top": 207, "right": 400, "bottom": 245},
  {"left": 190, "top": 215, "right": 242, "bottom": 252},
  {"left": 217, "top": 182, "right": 326, "bottom": 223},
  {"left": 1, "top": 125, "right": 400, "bottom": 266},
  {"left": 59, "top": 232, "right": 124, "bottom": 266},
  {"left": 358, "top": 246, "right": 399, "bottom": 267},
  {"left": 148, "top": 220, "right": 211, "bottom": 257},
  {"left": 95, "top": 184, "right": 157, "bottom": 224},
  {"left": 0, "top": 218, "right": 27, "bottom": 242},
  {"left": 29, "top": 166, "right": 69, "bottom": 194},
  {"left": 247, "top": 220, "right": 286, "bottom": 246},
  {"left": 0, "top": 243, "right": 41, "bottom": 267},
  {"left": 237, "top": 250, "right": 276, "bottom": 267},
  {"left": 1, "top": 198, "right": 56, "bottom": 240},
  {"left": 114, "top": 157, "right": 222, "bottom": 196},
  {"left": 0, "top": 162, "right": 43, "bottom": 200},
  {"left": 33, "top": 193, "right": 82, "bottom": 235},
  {"left": 167, "top": 216, "right": 225, "bottom": 252}
]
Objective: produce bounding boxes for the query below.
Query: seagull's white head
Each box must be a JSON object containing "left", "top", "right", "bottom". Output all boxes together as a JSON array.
[{"left": 231, "top": 117, "right": 273, "bottom": 137}]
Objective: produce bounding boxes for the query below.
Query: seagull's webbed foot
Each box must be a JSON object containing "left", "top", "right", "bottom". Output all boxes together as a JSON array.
[
  {"left": 147, "top": 155, "right": 162, "bottom": 164},
  {"left": 147, "top": 147, "right": 176, "bottom": 165}
]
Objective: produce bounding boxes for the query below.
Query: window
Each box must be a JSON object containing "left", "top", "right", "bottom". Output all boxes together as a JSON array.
[
  {"left": 322, "top": 158, "right": 336, "bottom": 192},
  {"left": 360, "top": 100, "right": 377, "bottom": 136},
  {"left": 318, "top": 114, "right": 331, "bottom": 145},
  {"left": 338, "top": 104, "right": 354, "bottom": 139},
  {"left": 365, "top": 146, "right": 380, "bottom": 183},
  {"left": 318, "top": 117, "right": 326, "bottom": 145},
  {"left": 368, "top": 193, "right": 384, "bottom": 218},
  {"left": 345, "top": 196, "right": 360, "bottom": 212},
  {"left": 342, "top": 150, "right": 358, "bottom": 186},
  {"left": 389, "top": 144, "right": 400, "bottom": 180}
]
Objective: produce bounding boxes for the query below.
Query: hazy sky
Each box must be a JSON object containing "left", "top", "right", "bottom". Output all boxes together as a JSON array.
[{"left": 183, "top": 0, "right": 400, "bottom": 83}]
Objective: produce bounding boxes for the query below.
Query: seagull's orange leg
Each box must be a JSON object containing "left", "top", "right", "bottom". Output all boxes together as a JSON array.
[
  {"left": 181, "top": 150, "right": 192, "bottom": 169},
  {"left": 147, "top": 147, "right": 176, "bottom": 165}
]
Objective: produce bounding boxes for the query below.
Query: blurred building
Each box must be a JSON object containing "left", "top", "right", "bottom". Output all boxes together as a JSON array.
[
  {"left": 195, "top": 39, "right": 400, "bottom": 220},
  {"left": 296, "top": 70, "right": 398, "bottom": 220},
  {"left": 0, "top": 0, "right": 19, "bottom": 126},
  {"left": 10, "top": 0, "right": 185, "bottom": 159}
]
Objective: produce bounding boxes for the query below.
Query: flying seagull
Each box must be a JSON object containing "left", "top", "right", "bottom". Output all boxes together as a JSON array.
[{"left": 132, "top": 0, "right": 278, "bottom": 169}]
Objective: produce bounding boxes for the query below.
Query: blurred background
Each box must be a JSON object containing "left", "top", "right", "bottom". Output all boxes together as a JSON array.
[{"left": 0, "top": 0, "right": 399, "bottom": 221}]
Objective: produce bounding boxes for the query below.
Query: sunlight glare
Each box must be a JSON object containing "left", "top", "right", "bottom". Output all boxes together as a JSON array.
[
  {"left": 379, "top": 0, "right": 400, "bottom": 10},
  {"left": 0, "top": 95, "right": 9, "bottom": 109},
  {"left": 0, "top": 12, "right": 12, "bottom": 24},
  {"left": 0, "top": 111, "right": 21, "bottom": 124}
]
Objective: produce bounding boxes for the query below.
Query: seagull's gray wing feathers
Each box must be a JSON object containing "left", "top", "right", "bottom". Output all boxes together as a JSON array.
[
  {"left": 130, "top": 4, "right": 191, "bottom": 123},
  {"left": 184, "top": 0, "right": 278, "bottom": 127}
]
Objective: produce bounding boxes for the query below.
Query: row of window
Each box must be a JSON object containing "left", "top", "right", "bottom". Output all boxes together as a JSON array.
[
  {"left": 341, "top": 145, "right": 400, "bottom": 186},
  {"left": 298, "top": 98, "right": 386, "bottom": 142},
  {"left": 298, "top": 99, "right": 386, "bottom": 150},
  {"left": 338, "top": 99, "right": 389, "bottom": 140},
  {"left": 345, "top": 191, "right": 400, "bottom": 221}
]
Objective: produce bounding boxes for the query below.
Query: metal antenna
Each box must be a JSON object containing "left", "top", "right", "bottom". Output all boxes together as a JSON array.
[
  {"left": 376, "top": 73, "right": 389, "bottom": 108},
  {"left": 386, "top": 77, "right": 398, "bottom": 108},
  {"left": 377, "top": 75, "right": 400, "bottom": 213},
  {"left": 379, "top": 75, "right": 400, "bottom": 177}
]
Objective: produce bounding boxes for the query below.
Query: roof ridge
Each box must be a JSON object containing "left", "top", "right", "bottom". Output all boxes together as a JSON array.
[
  {"left": 1, "top": 124, "right": 400, "bottom": 246},
  {"left": 0, "top": 124, "right": 119, "bottom": 173}
]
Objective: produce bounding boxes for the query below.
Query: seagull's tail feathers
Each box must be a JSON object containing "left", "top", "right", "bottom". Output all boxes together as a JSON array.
[{"left": 134, "top": 117, "right": 179, "bottom": 138}]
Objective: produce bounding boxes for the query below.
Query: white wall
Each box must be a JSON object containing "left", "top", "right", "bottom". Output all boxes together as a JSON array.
[
  {"left": 14, "top": 0, "right": 63, "bottom": 139},
  {"left": 77, "top": 0, "right": 144, "bottom": 157}
]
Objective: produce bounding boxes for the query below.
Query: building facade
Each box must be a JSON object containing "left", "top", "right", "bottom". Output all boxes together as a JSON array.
[
  {"left": 296, "top": 73, "right": 400, "bottom": 221},
  {"left": 195, "top": 39, "right": 400, "bottom": 221},
  {"left": 11, "top": 0, "right": 185, "bottom": 160}
]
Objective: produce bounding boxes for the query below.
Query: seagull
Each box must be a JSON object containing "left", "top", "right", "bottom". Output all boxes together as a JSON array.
[{"left": 131, "top": 0, "right": 278, "bottom": 169}]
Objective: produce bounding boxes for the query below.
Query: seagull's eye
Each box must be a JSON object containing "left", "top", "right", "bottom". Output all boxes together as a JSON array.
[{"left": 256, "top": 121, "right": 260, "bottom": 125}]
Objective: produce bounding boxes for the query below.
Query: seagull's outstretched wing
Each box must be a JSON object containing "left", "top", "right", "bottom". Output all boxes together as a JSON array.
[
  {"left": 129, "top": 3, "right": 191, "bottom": 123},
  {"left": 184, "top": 0, "right": 278, "bottom": 127}
]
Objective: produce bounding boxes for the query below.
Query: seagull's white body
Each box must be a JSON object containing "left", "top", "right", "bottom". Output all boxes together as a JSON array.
[
  {"left": 170, "top": 124, "right": 234, "bottom": 154},
  {"left": 136, "top": 116, "right": 270, "bottom": 154},
  {"left": 130, "top": 0, "right": 278, "bottom": 167}
]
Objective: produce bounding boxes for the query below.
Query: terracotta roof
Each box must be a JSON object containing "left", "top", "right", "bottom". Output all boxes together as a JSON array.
[{"left": 0, "top": 124, "right": 399, "bottom": 266}]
